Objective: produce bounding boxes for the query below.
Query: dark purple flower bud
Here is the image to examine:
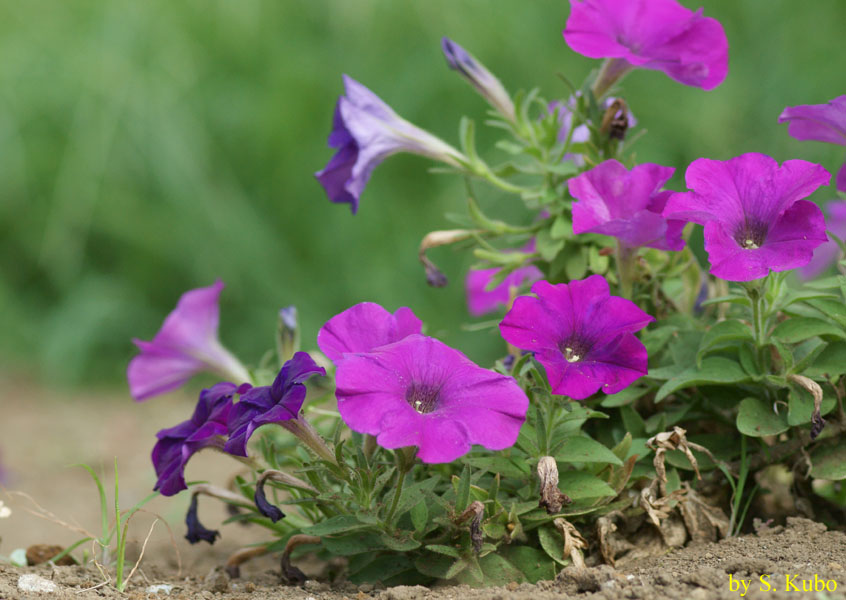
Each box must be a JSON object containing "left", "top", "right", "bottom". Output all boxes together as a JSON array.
[
  {"left": 254, "top": 476, "right": 285, "bottom": 523},
  {"left": 224, "top": 353, "right": 326, "bottom": 457},
  {"left": 441, "top": 37, "right": 515, "bottom": 122},
  {"left": 185, "top": 493, "right": 220, "bottom": 545}
]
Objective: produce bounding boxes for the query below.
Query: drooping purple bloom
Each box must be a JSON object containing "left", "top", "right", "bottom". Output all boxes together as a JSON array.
[
  {"left": 563, "top": 0, "right": 728, "bottom": 91},
  {"left": 799, "top": 201, "right": 846, "bottom": 280},
  {"left": 185, "top": 493, "right": 219, "bottom": 545},
  {"left": 465, "top": 266, "right": 544, "bottom": 316},
  {"left": 569, "top": 160, "right": 685, "bottom": 251},
  {"left": 778, "top": 96, "right": 846, "bottom": 145},
  {"left": 663, "top": 153, "right": 830, "bottom": 281},
  {"left": 128, "top": 280, "right": 251, "bottom": 401},
  {"left": 152, "top": 382, "right": 244, "bottom": 497},
  {"left": 315, "top": 75, "right": 465, "bottom": 214},
  {"left": 334, "top": 334, "right": 528, "bottom": 463},
  {"left": 317, "top": 302, "right": 422, "bottom": 362},
  {"left": 499, "top": 276, "right": 653, "bottom": 400},
  {"left": 224, "top": 353, "right": 326, "bottom": 457},
  {"left": 441, "top": 37, "right": 515, "bottom": 122}
]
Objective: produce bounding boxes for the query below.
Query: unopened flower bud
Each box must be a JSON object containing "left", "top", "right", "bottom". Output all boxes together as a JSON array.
[
  {"left": 277, "top": 306, "right": 300, "bottom": 363},
  {"left": 442, "top": 38, "right": 516, "bottom": 122}
]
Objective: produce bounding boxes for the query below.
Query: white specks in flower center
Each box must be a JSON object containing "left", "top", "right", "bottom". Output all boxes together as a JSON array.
[
  {"left": 564, "top": 347, "right": 581, "bottom": 363},
  {"left": 742, "top": 239, "right": 759, "bottom": 249}
]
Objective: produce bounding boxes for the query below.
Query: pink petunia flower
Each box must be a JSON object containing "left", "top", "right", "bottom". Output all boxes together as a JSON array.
[
  {"left": 499, "top": 276, "right": 653, "bottom": 400},
  {"left": 317, "top": 302, "right": 422, "bottom": 362},
  {"left": 799, "top": 201, "right": 846, "bottom": 281},
  {"left": 663, "top": 153, "right": 830, "bottom": 282},
  {"left": 127, "top": 281, "right": 251, "bottom": 401},
  {"left": 465, "top": 266, "right": 544, "bottom": 317}
]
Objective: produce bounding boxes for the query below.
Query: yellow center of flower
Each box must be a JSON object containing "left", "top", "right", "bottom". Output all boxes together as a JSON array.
[{"left": 742, "top": 239, "right": 759, "bottom": 249}]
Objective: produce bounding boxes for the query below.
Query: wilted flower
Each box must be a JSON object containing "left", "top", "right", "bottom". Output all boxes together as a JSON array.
[
  {"left": 315, "top": 75, "right": 466, "bottom": 214},
  {"left": 563, "top": 0, "right": 728, "bottom": 92},
  {"left": 127, "top": 280, "right": 251, "bottom": 401},
  {"left": 499, "top": 276, "right": 653, "bottom": 400},
  {"left": 317, "top": 302, "right": 422, "bottom": 362},
  {"left": 224, "top": 353, "right": 327, "bottom": 458},
  {"left": 185, "top": 493, "right": 219, "bottom": 545},
  {"left": 778, "top": 96, "right": 846, "bottom": 145},
  {"left": 569, "top": 160, "right": 685, "bottom": 251},
  {"left": 152, "top": 382, "right": 244, "bottom": 497},
  {"left": 441, "top": 37, "right": 515, "bottom": 122},
  {"left": 334, "top": 334, "right": 528, "bottom": 463},
  {"left": 799, "top": 201, "right": 846, "bottom": 280},
  {"left": 465, "top": 266, "right": 544, "bottom": 316},
  {"left": 663, "top": 153, "right": 830, "bottom": 281}
]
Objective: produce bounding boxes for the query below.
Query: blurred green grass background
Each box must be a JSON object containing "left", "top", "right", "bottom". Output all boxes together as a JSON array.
[{"left": 2, "top": 0, "right": 845, "bottom": 389}]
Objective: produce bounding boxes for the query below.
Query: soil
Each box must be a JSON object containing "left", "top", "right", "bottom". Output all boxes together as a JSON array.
[{"left": 3, "top": 374, "right": 846, "bottom": 599}]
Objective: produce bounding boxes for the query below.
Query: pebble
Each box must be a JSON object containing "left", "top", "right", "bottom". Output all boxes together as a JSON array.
[
  {"left": 506, "top": 581, "right": 519, "bottom": 591},
  {"left": 203, "top": 566, "right": 231, "bottom": 593},
  {"left": 831, "top": 562, "right": 843, "bottom": 571},
  {"left": 359, "top": 583, "right": 375, "bottom": 592},
  {"left": 146, "top": 584, "right": 174, "bottom": 595},
  {"left": 305, "top": 579, "right": 331, "bottom": 591},
  {"left": 704, "top": 552, "right": 714, "bottom": 559},
  {"left": 18, "top": 574, "right": 58, "bottom": 593}
]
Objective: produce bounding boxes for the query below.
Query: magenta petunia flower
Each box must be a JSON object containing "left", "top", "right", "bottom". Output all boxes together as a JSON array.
[
  {"left": 127, "top": 281, "right": 251, "bottom": 401},
  {"left": 224, "top": 353, "right": 326, "bottom": 457},
  {"left": 838, "top": 164, "right": 846, "bottom": 194},
  {"left": 569, "top": 159, "right": 685, "bottom": 250},
  {"left": 442, "top": 37, "right": 515, "bottom": 122},
  {"left": 334, "top": 334, "right": 528, "bottom": 463},
  {"left": 315, "top": 75, "right": 466, "bottom": 214},
  {"left": 778, "top": 96, "right": 846, "bottom": 146},
  {"left": 152, "top": 382, "right": 245, "bottom": 496},
  {"left": 317, "top": 302, "right": 423, "bottom": 362},
  {"left": 663, "top": 153, "right": 830, "bottom": 281},
  {"left": 465, "top": 266, "right": 544, "bottom": 316},
  {"left": 799, "top": 201, "right": 846, "bottom": 280},
  {"left": 563, "top": 0, "right": 728, "bottom": 91},
  {"left": 499, "top": 276, "right": 653, "bottom": 400}
]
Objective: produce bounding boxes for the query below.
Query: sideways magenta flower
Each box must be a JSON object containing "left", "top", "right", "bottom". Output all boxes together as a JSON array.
[
  {"left": 663, "top": 153, "right": 830, "bottom": 281},
  {"left": 224, "top": 352, "right": 326, "bottom": 457},
  {"left": 152, "top": 382, "right": 244, "bottom": 497},
  {"left": 799, "top": 201, "right": 846, "bottom": 280},
  {"left": 499, "top": 276, "right": 653, "bottom": 400},
  {"left": 441, "top": 37, "right": 515, "bottom": 122},
  {"left": 335, "top": 334, "right": 528, "bottom": 463},
  {"left": 317, "top": 302, "right": 422, "bottom": 361},
  {"left": 466, "top": 266, "right": 543, "bottom": 316},
  {"left": 127, "top": 280, "right": 251, "bottom": 401},
  {"left": 778, "top": 96, "right": 846, "bottom": 145},
  {"left": 569, "top": 160, "right": 685, "bottom": 250},
  {"left": 563, "top": 0, "right": 728, "bottom": 92},
  {"left": 315, "top": 75, "right": 466, "bottom": 214}
]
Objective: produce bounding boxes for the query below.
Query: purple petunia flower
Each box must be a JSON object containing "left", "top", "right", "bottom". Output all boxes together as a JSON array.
[
  {"left": 838, "top": 164, "right": 846, "bottom": 194},
  {"left": 441, "top": 37, "right": 515, "bottom": 122},
  {"left": 127, "top": 280, "right": 251, "bottom": 401},
  {"left": 315, "top": 75, "right": 466, "bottom": 214},
  {"left": 334, "top": 334, "right": 528, "bottom": 463},
  {"left": 563, "top": 0, "right": 728, "bottom": 91},
  {"left": 224, "top": 352, "right": 326, "bottom": 457},
  {"left": 663, "top": 153, "right": 831, "bottom": 281},
  {"left": 499, "top": 276, "right": 653, "bottom": 400},
  {"left": 799, "top": 201, "right": 846, "bottom": 280},
  {"left": 152, "top": 382, "right": 244, "bottom": 497},
  {"left": 465, "top": 266, "right": 544, "bottom": 317},
  {"left": 778, "top": 96, "right": 846, "bottom": 146},
  {"left": 569, "top": 160, "right": 685, "bottom": 251},
  {"left": 317, "top": 302, "right": 422, "bottom": 362}
]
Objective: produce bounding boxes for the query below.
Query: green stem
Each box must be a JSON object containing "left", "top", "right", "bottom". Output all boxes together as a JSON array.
[
  {"left": 282, "top": 418, "right": 338, "bottom": 465},
  {"left": 591, "top": 58, "right": 634, "bottom": 99},
  {"left": 616, "top": 241, "right": 636, "bottom": 299},
  {"left": 747, "top": 282, "right": 768, "bottom": 369},
  {"left": 386, "top": 448, "right": 414, "bottom": 526}
]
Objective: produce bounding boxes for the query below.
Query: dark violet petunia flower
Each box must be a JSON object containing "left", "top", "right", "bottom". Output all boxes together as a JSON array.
[
  {"left": 778, "top": 96, "right": 846, "bottom": 146},
  {"left": 315, "top": 75, "right": 466, "bottom": 214},
  {"left": 499, "top": 276, "right": 653, "bottom": 400},
  {"left": 569, "top": 159, "right": 685, "bottom": 251},
  {"left": 152, "top": 382, "right": 245, "bottom": 497},
  {"left": 563, "top": 0, "right": 728, "bottom": 91},
  {"left": 127, "top": 280, "right": 251, "bottom": 401},
  {"left": 799, "top": 201, "right": 846, "bottom": 280},
  {"left": 317, "top": 302, "right": 422, "bottom": 362},
  {"left": 663, "top": 153, "right": 831, "bottom": 282},
  {"left": 185, "top": 493, "right": 219, "bottom": 545},
  {"left": 465, "top": 266, "right": 544, "bottom": 317},
  {"left": 334, "top": 334, "right": 529, "bottom": 463},
  {"left": 441, "top": 37, "right": 515, "bottom": 122},
  {"left": 224, "top": 352, "right": 326, "bottom": 457}
]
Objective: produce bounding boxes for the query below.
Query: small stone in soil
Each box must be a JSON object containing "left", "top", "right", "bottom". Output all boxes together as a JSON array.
[
  {"left": 203, "top": 566, "right": 231, "bottom": 593},
  {"left": 146, "top": 583, "right": 174, "bottom": 595},
  {"left": 18, "top": 573, "right": 58, "bottom": 593}
]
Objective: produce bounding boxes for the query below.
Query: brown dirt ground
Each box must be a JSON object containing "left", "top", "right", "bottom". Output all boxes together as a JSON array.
[{"left": 2, "top": 374, "right": 846, "bottom": 599}]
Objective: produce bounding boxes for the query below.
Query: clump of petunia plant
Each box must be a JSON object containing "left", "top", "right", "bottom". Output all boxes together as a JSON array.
[{"left": 124, "top": 0, "right": 846, "bottom": 587}]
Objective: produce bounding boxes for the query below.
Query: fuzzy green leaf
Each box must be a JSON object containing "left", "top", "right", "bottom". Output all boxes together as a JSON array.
[
  {"left": 810, "top": 441, "right": 846, "bottom": 480},
  {"left": 557, "top": 471, "right": 616, "bottom": 500},
  {"left": 554, "top": 436, "right": 623, "bottom": 466},
  {"left": 771, "top": 317, "right": 846, "bottom": 344},
  {"left": 804, "top": 342, "right": 846, "bottom": 378},
  {"left": 696, "top": 320, "right": 753, "bottom": 366},
  {"left": 655, "top": 357, "right": 750, "bottom": 402},
  {"left": 736, "top": 397, "right": 789, "bottom": 437}
]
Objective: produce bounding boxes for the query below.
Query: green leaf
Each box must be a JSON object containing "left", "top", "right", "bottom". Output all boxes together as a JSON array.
[
  {"left": 698, "top": 294, "right": 751, "bottom": 308},
  {"left": 787, "top": 385, "right": 835, "bottom": 427},
  {"left": 655, "top": 357, "right": 750, "bottom": 402},
  {"left": 478, "top": 553, "right": 526, "bottom": 586},
  {"left": 810, "top": 441, "right": 846, "bottom": 480},
  {"left": 611, "top": 433, "right": 633, "bottom": 462},
  {"left": 804, "top": 342, "right": 846, "bottom": 378},
  {"left": 463, "top": 456, "right": 530, "bottom": 479},
  {"left": 303, "top": 515, "right": 368, "bottom": 536},
  {"left": 620, "top": 405, "right": 647, "bottom": 438},
  {"left": 321, "top": 531, "right": 385, "bottom": 556},
  {"left": 554, "top": 436, "right": 623, "bottom": 466},
  {"left": 410, "top": 500, "right": 428, "bottom": 534},
  {"left": 550, "top": 214, "right": 572, "bottom": 240},
  {"left": 534, "top": 228, "right": 566, "bottom": 262},
  {"left": 557, "top": 471, "right": 616, "bottom": 500},
  {"left": 455, "top": 464, "right": 471, "bottom": 513},
  {"left": 565, "top": 248, "right": 587, "bottom": 280},
  {"left": 414, "top": 554, "right": 467, "bottom": 580},
  {"left": 537, "top": 525, "right": 567, "bottom": 565},
  {"left": 380, "top": 531, "right": 421, "bottom": 551},
  {"left": 696, "top": 320, "right": 753, "bottom": 366},
  {"left": 600, "top": 385, "right": 649, "bottom": 407},
  {"left": 500, "top": 546, "right": 556, "bottom": 584},
  {"left": 425, "top": 544, "right": 462, "bottom": 558},
  {"left": 736, "top": 397, "right": 789, "bottom": 437},
  {"left": 771, "top": 317, "right": 846, "bottom": 344},
  {"left": 348, "top": 555, "right": 417, "bottom": 585},
  {"left": 805, "top": 298, "right": 846, "bottom": 328}
]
